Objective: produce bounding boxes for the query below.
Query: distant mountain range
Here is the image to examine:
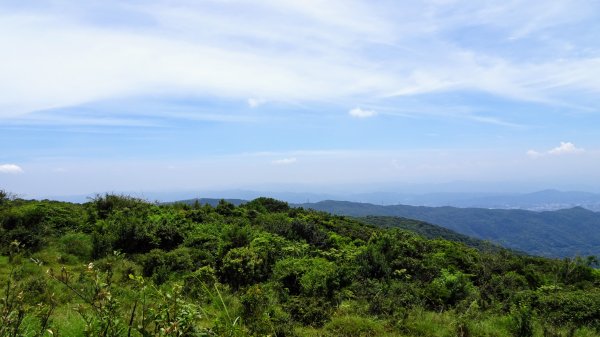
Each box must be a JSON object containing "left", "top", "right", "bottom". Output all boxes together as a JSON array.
[
  {"left": 332, "top": 189, "right": 600, "bottom": 211},
  {"left": 47, "top": 189, "right": 600, "bottom": 211},
  {"left": 172, "top": 189, "right": 600, "bottom": 211},
  {"left": 297, "top": 200, "right": 600, "bottom": 258},
  {"left": 408, "top": 189, "right": 600, "bottom": 211},
  {"left": 174, "top": 198, "right": 247, "bottom": 207}
]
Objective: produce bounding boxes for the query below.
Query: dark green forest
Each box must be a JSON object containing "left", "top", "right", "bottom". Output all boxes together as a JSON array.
[{"left": 1, "top": 191, "right": 600, "bottom": 336}]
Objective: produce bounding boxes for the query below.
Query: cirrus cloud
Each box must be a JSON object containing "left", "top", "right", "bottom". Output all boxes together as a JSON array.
[
  {"left": 272, "top": 157, "right": 297, "bottom": 165},
  {"left": 1, "top": 1, "right": 600, "bottom": 123}
]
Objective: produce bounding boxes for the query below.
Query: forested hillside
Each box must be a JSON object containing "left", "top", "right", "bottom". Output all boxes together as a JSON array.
[
  {"left": 300, "top": 200, "right": 600, "bottom": 258},
  {"left": 1, "top": 192, "right": 600, "bottom": 336},
  {"left": 358, "top": 216, "right": 509, "bottom": 253}
]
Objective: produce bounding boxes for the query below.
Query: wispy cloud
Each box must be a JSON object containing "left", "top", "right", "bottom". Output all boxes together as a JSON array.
[
  {"left": 526, "top": 150, "right": 543, "bottom": 158},
  {"left": 271, "top": 157, "right": 298, "bottom": 165},
  {"left": 465, "top": 115, "right": 524, "bottom": 128},
  {"left": 0, "top": 164, "right": 24, "bottom": 174},
  {"left": 247, "top": 98, "right": 266, "bottom": 108},
  {"left": 1, "top": 0, "right": 599, "bottom": 123}
]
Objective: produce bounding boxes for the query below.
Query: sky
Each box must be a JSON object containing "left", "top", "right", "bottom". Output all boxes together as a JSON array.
[{"left": 2, "top": 0, "right": 600, "bottom": 199}]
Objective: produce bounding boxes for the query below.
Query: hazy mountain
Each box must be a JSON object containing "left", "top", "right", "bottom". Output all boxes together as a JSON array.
[
  {"left": 298, "top": 200, "right": 600, "bottom": 258},
  {"left": 173, "top": 189, "right": 600, "bottom": 211},
  {"left": 335, "top": 189, "right": 600, "bottom": 211},
  {"left": 171, "top": 198, "right": 247, "bottom": 207},
  {"left": 43, "top": 188, "right": 600, "bottom": 211}
]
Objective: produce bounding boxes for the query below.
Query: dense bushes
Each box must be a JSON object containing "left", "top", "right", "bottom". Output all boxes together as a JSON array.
[
  {"left": 59, "top": 232, "right": 93, "bottom": 261},
  {"left": 0, "top": 201, "right": 85, "bottom": 253},
  {"left": 536, "top": 289, "right": 600, "bottom": 331},
  {"left": 1, "top": 194, "right": 599, "bottom": 336}
]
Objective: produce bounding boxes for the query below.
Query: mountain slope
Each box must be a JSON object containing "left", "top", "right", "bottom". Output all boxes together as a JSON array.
[
  {"left": 300, "top": 201, "right": 600, "bottom": 258},
  {"left": 358, "top": 216, "right": 509, "bottom": 253}
]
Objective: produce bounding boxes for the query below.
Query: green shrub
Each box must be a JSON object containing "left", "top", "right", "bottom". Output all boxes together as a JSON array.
[
  {"left": 273, "top": 257, "right": 340, "bottom": 298},
  {"left": 285, "top": 296, "right": 334, "bottom": 327},
  {"left": 537, "top": 289, "right": 600, "bottom": 331},
  {"left": 141, "top": 247, "right": 195, "bottom": 283},
  {"left": 362, "top": 280, "right": 422, "bottom": 317},
  {"left": 59, "top": 232, "right": 93, "bottom": 261},
  {"left": 88, "top": 193, "right": 150, "bottom": 220},
  {"left": 426, "top": 269, "right": 477, "bottom": 310},
  {"left": 219, "top": 246, "right": 266, "bottom": 288},
  {"left": 244, "top": 197, "right": 290, "bottom": 213},
  {"left": 183, "top": 266, "right": 217, "bottom": 300},
  {"left": 509, "top": 304, "right": 534, "bottom": 337},
  {"left": 324, "top": 315, "right": 384, "bottom": 337}
]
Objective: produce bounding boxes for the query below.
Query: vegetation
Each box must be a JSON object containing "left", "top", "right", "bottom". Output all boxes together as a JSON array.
[
  {"left": 1, "top": 192, "right": 599, "bottom": 336},
  {"left": 358, "top": 216, "right": 508, "bottom": 253},
  {"left": 299, "top": 200, "right": 600, "bottom": 257}
]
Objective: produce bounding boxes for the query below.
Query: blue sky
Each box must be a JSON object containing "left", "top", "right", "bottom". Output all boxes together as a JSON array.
[{"left": 1, "top": 0, "right": 600, "bottom": 198}]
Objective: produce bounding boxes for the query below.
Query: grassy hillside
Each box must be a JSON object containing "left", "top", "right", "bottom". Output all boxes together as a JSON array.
[
  {"left": 1, "top": 193, "right": 600, "bottom": 336},
  {"left": 300, "top": 200, "right": 600, "bottom": 258}
]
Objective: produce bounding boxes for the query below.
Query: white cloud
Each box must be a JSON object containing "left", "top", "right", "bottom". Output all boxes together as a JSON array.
[
  {"left": 349, "top": 107, "right": 377, "bottom": 118},
  {"left": 0, "top": 164, "right": 24, "bottom": 174},
  {"left": 527, "top": 142, "right": 585, "bottom": 157},
  {"left": 272, "top": 157, "right": 297, "bottom": 165},
  {"left": 548, "top": 141, "right": 584, "bottom": 155}
]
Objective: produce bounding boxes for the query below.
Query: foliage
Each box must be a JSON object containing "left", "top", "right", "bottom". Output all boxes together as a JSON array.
[
  {"left": 509, "top": 304, "right": 534, "bottom": 337},
  {"left": 0, "top": 194, "right": 599, "bottom": 336},
  {"left": 305, "top": 200, "right": 600, "bottom": 258},
  {"left": 536, "top": 288, "right": 600, "bottom": 331},
  {"left": 242, "top": 197, "right": 289, "bottom": 213},
  {"left": 426, "top": 269, "right": 477, "bottom": 310},
  {"left": 59, "top": 232, "right": 93, "bottom": 262},
  {"left": 323, "top": 315, "right": 384, "bottom": 337}
]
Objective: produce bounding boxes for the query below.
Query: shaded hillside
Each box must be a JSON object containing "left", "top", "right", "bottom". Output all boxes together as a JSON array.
[{"left": 300, "top": 200, "right": 600, "bottom": 258}]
